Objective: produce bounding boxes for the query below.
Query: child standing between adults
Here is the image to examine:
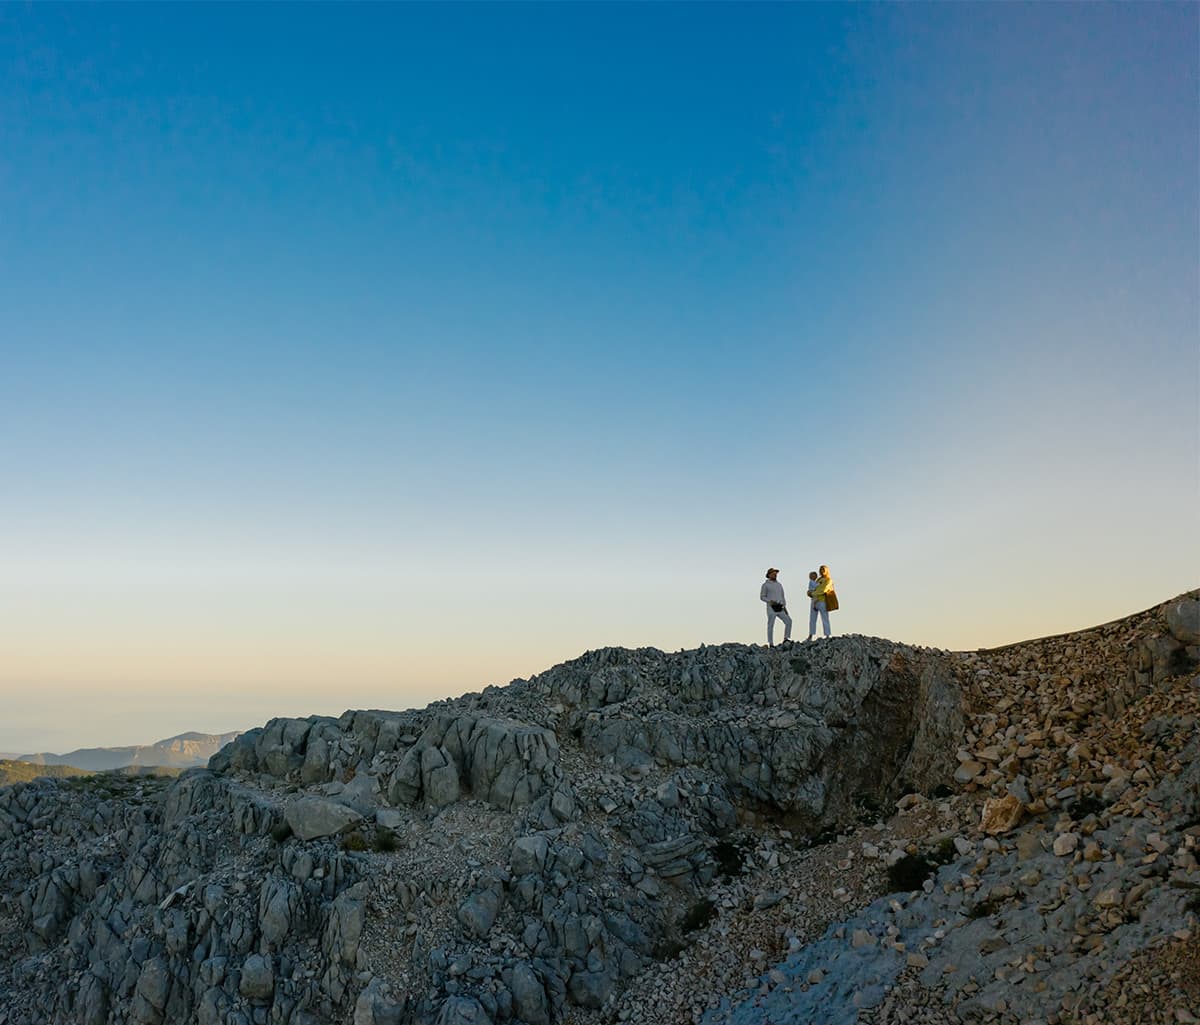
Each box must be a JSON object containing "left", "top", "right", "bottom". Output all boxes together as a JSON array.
[{"left": 759, "top": 568, "right": 792, "bottom": 647}]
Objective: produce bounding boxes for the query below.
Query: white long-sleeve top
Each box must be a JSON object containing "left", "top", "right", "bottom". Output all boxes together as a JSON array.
[{"left": 760, "top": 579, "right": 785, "bottom": 605}]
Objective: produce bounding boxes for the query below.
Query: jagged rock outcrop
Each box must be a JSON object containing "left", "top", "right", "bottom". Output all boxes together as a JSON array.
[
  {"left": 539, "top": 639, "right": 963, "bottom": 832},
  {"left": 2, "top": 595, "right": 1196, "bottom": 1025}
]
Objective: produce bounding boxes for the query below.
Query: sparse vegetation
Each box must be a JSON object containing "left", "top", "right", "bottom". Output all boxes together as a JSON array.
[
  {"left": 373, "top": 827, "right": 398, "bottom": 852},
  {"left": 651, "top": 936, "right": 688, "bottom": 961},
  {"left": 342, "top": 830, "right": 369, "bottom": 852},
  {"left": 968, "top": 893, "right": 1011, "bottom": 919},
  {"left": 887, "top": 838, "right": 959, "bottom": 894},
  {"left": 0, "top": 760, "right": 89, "bottom": 787},
  {"left": 853, "top": 792, "right": 883, "bottom": 824},
  {"left": 1169, "top": 646, "right": 1198, "bottom": 677},
  {"left": 712, "top": 837, "right": 750, "bottom": 878},
  {"left": 1069, "top": 794, "right": 1106, "bottom": 820},
  {"left": 681, "top": 898, "right": 717, "bottom": 933}
]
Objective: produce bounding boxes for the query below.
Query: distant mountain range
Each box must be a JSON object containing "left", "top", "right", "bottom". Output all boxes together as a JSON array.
[{"left": 14, "top": 731, "right": 242, "bottom": 772}]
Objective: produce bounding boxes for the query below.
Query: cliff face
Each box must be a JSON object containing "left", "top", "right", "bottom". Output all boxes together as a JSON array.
[{"left": 0, "top": 595, "right": 1196, "bottom": 1025}]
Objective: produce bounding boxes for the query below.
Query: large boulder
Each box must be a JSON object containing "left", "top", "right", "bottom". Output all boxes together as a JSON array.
[
  {"left": 510, "top": 961, "right": 550, "bottom": 1025},
  {"left": 285, "top": 797, "right": 363, "bottom": 841},
  {"left": 239, "top": 954, "right": 274, "bottom": 1000},
  {"left": 1165, "top": 597, "right": 1200, "bottom": 646}
]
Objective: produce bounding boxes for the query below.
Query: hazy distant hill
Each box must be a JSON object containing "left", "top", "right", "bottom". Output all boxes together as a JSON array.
[
  {"left": 0, "top": 760, "right": 186, "bottom": 788},
  {"left": 17, "top": 731, "right": 241, "bottom": 772},
  {"left": 0, "top": 760, "right": 90, "bottom": 786}
]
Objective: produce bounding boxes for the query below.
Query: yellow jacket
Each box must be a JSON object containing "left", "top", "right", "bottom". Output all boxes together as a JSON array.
[{"left": 810, "top": 575, "right": 834, "bottom": 603}]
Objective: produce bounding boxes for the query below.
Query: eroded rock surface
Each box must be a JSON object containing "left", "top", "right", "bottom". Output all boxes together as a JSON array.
[{"left": 1, "top": 592, "right": 1196, "bottom": 1025}]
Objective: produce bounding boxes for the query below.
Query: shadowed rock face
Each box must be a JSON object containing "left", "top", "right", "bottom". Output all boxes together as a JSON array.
[
  {"left": 540, "top": 639, "right": 963, "bottom": 832},
  {"left": 210, "top": 638, "right": 963, "bottom": 831},
  {"left": 0, "top": 634, "right": 972, "bottom": 1025}
]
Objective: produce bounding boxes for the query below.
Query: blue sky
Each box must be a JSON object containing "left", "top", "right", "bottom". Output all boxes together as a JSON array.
[{"left": 1, "top": 3, "right": 1197, "bottom": 753}]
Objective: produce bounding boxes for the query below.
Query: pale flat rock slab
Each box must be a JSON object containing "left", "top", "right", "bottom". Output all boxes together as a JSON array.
[{"left": 285, "top": 796, "right": 363, "bottom": 840}]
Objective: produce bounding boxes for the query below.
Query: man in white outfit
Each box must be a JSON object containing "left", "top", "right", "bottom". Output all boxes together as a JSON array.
[{"left": 759, "top": 568, "right": 792, "bottom": 647}]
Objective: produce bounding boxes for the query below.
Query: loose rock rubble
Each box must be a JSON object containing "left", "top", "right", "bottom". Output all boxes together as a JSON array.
[{"left": 0, "top": 591, "right": 1195, "bottom": 1025}]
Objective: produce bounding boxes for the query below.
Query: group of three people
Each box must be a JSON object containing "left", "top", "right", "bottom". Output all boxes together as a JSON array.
[{"left": 759, "top": 565, "right": 835, "bottom": 647}]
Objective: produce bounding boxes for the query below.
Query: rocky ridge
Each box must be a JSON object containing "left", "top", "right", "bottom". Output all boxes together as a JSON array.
[{"left": 0, "top": 592, "right": 1196, "bottom": 1025}]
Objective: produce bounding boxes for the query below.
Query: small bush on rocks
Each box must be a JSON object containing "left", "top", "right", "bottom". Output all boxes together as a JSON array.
[
  {"left": 652, "top": 937, "right": 688, "bottom": 961},
  {"left": 1069, "top": 794, "right": 1106, "bottom": 820},
  {"left": 681, "top": 899, "right": 716, "bottom": 933},
  {"left": 888, "top": 840, "right": 958, "bottom": 894},
  {"left": 1169, "top": 646, "right": 1199, "bottom": 677},
  {"left": 712, "top": 838, "right": 749, "bottom": 878}
]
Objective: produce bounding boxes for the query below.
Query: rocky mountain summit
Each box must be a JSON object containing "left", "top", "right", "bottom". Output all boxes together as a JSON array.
[{"left": 0, "top": 593, "right": 1196, "bottom": 1025}]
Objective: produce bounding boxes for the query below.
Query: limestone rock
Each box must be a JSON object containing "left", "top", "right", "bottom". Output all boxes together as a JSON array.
[
  {"left": 3, "top": 588, "right": 1198, "bottom": 1025},
  {"left": 1166, "top": 598, "right": 1200, "bottom": 645},
  {"left": 239, "top": 954, "right": 274, "bottom": 1000},
  {"left": 286, "top": 796, "right": 364, "bottom": 840},
  {"left": 510, "top": 961, "right": 550, "bottom": 1025},
  {"left": 511, "top": 835, "right": 549, "bottom": 875},
  {"left": 980, "top": 794, "right": 1024, "bottom": 835},
  {"left": 1053, "top": 832, "right": 1080, "bottom": 856},
  {"left": 457, "top": 886, "right": 502, "bottom": 938}
]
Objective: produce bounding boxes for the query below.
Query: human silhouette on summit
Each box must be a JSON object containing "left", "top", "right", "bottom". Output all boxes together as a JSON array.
[
  {"left": 759, "top": 567, "right": 792, "bottom": 647},
  {"left": 808, "top": 564, "right": 835, "bottom": 640}
]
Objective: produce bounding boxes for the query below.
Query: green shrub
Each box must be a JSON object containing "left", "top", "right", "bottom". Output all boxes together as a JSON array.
[
  {"left": 373, "top": 827, "right": 398, "bottom": 853},
  {"left": 681, "top": 899, "right": 716, "bottom": 933},
  {"left": 651, "top": 937, "right": 687, "bottom": 961},
  {"left": 712, "top": 838, "right": 749, "bottom": 878}
]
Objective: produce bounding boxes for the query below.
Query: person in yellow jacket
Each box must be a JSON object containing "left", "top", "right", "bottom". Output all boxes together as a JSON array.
[{"left": 808, "top": 565, "right": 834, "bottom": 640}]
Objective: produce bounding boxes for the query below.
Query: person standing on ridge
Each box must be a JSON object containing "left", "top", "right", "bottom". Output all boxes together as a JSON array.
[
  {"left": 760, "top": 567, "right": 792, "bottom": 647},
  {"left": 808, "top": 564, "right": 835, "bottom": 640}
]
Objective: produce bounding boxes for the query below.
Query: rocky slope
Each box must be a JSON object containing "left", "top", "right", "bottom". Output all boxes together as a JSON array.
[{"left": 0, "top": 593, "right": 1196, "bottom": 1025}]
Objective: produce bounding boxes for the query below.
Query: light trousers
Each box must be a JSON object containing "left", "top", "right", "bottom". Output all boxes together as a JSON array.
[
  {"left": 809, "top": 601, "right": 831, "bottom": 638},
  {"left": 766, "top": 606, "right": 792, "bottom": 645}
]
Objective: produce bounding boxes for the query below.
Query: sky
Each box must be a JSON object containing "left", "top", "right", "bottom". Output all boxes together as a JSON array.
[{"left": 1, "top": 3, "right": 1197, "bottom": 754}]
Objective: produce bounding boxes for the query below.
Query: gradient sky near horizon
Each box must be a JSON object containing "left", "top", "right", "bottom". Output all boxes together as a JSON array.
[{"left": 2, "top": 3, "right": 1197, "bottom": 754}]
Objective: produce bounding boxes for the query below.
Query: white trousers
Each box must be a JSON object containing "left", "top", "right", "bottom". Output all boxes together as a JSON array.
[
  {"left": 766, "top": 605, "right": 792, "bottom": 645},
  {"left": 809, "top": 601, "right": 831, "bottom": 638}
]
